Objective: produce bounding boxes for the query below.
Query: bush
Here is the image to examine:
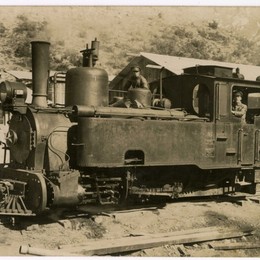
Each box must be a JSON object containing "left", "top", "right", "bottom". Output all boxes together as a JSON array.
[
  {"left": 12, "top": 15, "right": 48, "bottom": 58},
  {"left": 208, "top": 20, "right": 218, "bottom": 29},
  {"left": 174, "top": 27, "right": 186, "bottom": 38},
  {"left": 14, "top": 42, "right": 31, "bottom": 57},
  {"left": 0, "top": 22, "right": 6, "bottom": 35}
]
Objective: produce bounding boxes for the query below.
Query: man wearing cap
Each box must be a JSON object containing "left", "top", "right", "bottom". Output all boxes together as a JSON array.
[
  {"left": 111, "top": 66, "right": 149, "bottom": 108},
  {"left": 231, "top": 91, "right": 247, "bottom": 123},
  {"left": 123, "top": 66, "right": 149, "bottom": 91},
  {"left": 233, "top": 67, "right": 244, "bottom": 80}
]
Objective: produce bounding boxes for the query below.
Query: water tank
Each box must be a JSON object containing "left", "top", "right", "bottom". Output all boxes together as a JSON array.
[{"left": 65, "top": 67, "right": 108, "bottom": 107}]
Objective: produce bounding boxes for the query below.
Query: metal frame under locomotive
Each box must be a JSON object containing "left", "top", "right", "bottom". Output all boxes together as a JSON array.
[{"left": 0, "top": 40, "right": 259, "bottom": 217}]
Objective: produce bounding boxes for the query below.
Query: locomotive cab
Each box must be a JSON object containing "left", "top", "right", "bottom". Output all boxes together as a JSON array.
[{"left": 155, "top": 65, "right": 260, "bottom": 125}]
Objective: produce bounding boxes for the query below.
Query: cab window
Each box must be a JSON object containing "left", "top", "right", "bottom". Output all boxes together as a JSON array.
[
  {"left": 192, "top": 84, "right": 211, "bottom": 119},
  {"left": 232, "top": 86, "right": 260, "bottom": 124}
]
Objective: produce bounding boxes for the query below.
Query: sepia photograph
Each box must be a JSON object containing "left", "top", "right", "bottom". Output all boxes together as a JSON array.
[{"left": 0, "top": 2, "right": 260, "bottom": 257}]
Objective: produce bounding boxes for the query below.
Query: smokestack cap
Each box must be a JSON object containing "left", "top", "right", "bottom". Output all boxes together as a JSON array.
[{"left": 31, "top": 40, "right": 50, "bottom": 44}]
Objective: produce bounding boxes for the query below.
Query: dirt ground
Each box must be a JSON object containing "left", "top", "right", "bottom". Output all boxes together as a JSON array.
[{"left": 0, "top": 197, "right": 259, "bottom": 257}]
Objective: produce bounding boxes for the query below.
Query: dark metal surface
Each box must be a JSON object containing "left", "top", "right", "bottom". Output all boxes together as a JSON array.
[
  {"left": 75, "top": 117, "right": 215, "bottom": 168},
  {"left": 31, "top": 41, "right": 50, "bottom": 107},
  {"left": 7, "top": 112, "right": 32, "bottom": 163},
  {"left": 0, "top": 81, "right": 27, "bottom": 104},
  {"left": 0, "top": 168, "right": 47, "bottom": 214},
  {"left": 73, "top": 105, "right": 186, "bottom": 119},
  {"left": 0, "top": 81, "right": 28, "bottom": 114},
  {"left": 65, "top": 67, "right": 108, "bottom": 107},
  {"left": 6, "top": 107, "right": 71, "bottom": 170},
  {"left": 127, "top": 88, "right": 152, "bottom": 107}
]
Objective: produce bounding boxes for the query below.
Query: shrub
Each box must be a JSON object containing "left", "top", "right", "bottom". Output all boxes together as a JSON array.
[
  {"left": 208, "top": 20, "right": 218, "bottom": 29},
  {"left": 12, "top": 15, "right": 48, "bottom": 58},
  {"left": 0, "top": 22, "right": 6, "bottom": 35}
]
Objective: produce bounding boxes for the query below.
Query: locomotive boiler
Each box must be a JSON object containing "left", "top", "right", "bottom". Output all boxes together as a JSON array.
[{"left": 0, "top": 39, "right": 260, "bottom": 216}]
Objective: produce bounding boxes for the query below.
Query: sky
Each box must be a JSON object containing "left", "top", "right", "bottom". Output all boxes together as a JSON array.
[{"left": 0, "top": 0, "right": 260, "bottom": 5}]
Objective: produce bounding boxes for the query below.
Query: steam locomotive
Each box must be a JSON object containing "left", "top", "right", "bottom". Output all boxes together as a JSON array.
[{"left": 0, "top": 39, "right": 260, "bottom": 216}]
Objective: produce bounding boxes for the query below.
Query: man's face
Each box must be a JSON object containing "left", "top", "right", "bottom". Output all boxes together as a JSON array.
[
  {"left": 132, "top": 70, "right": 140, "bottom": 78},
  {"left": 234, "top": 95, "right": 242, "bottom": 103}
]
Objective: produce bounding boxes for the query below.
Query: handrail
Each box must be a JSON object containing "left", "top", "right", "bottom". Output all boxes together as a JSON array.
[
  {"left": 255, "top": 129, "right": 260, "bottom": 163},
  {"left": 237, "top": 128, "right": 243, "bottom": 163}
]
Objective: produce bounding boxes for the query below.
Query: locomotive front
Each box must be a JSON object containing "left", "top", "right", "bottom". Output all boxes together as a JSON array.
[{"left": 0, "top": 41, "right": 83, "bottom": 215}]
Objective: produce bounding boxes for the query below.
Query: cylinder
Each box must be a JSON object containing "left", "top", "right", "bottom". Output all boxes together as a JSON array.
[
  {"left": 127, "top": 88, "right": 152, "bottom": 107},
  {"left": 31, "top": 41, "right": 50, "bottom": 107},
  {"left": 91, "top": 38, "right": 99, "bottom": 65},
  {"left": 65, "top": 67, "right": 108, "bottom": 107}
]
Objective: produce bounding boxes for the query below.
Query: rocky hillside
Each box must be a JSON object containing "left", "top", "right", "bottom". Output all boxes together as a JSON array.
[{"left": 0, "top": 6, "right": 260, "bottom": 75}]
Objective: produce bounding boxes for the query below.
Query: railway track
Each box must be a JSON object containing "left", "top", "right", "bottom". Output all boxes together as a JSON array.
[
  {"left": 0, "top": 193, "right": 259, "bottom": 257},
  {"left": 0, "top": 192, "right": 259, "bottom": 228}
]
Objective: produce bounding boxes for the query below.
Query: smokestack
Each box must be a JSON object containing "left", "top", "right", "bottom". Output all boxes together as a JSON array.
[{"left": 31, "top": 41, "right": 50, "bottom": 107}]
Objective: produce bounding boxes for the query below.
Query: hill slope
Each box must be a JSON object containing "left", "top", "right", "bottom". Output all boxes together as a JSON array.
[{"left": 0, "top": 6, "right": 260, "bottom": 75}]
